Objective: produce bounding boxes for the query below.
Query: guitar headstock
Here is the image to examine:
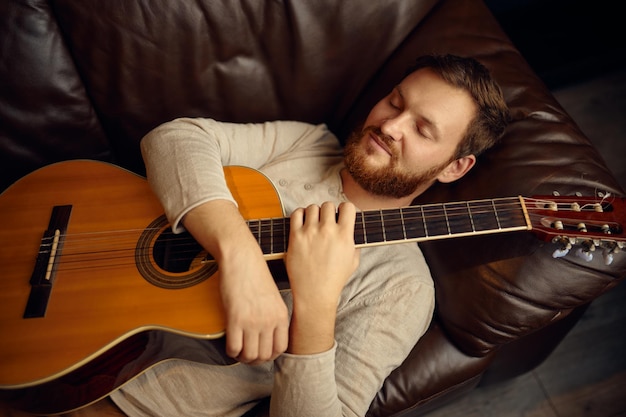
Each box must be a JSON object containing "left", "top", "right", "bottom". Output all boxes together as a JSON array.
[{"left": 524, "top": 195, "right": 625, "bottom": 265}]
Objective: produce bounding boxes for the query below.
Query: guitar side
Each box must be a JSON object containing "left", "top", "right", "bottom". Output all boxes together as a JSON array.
[{"left": 0, "top": 160, "right": 283, "bottom": 415}]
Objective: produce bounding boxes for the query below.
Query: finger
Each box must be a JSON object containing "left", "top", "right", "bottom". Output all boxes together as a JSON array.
[
  {"left": 337, "top": 202, "right": 357, "bottom": 239},
  {"left": 247, "top": 323, "right": 289, "bottom": 365},
  {"left": 303, "top": 204, "right": 321, "bottom": 224},
  {"left": 237, "top": 330, "right": 260, "bottom": 364},
  {"left": 337, "top": 202, "right": 356, "bottom": 226},
  {"left": 225, "top": 327, "right": 243, "bottom": 359},
  {"left": 255, "top": 328, "right": 277, "bottom": 363},
  {"left": 290, "top": 207, "right": 305, "bottom": 228},
  {"left": 272, "top": 322, "right": 289, "bottom": 359},
  {"left": 320, "top": 201, "right": 337, "bottom": 225}
]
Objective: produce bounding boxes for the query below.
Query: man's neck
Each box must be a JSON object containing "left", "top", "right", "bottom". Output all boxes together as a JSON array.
[{"left": 339, "top": 169, "right": 423, "bottom": 210}]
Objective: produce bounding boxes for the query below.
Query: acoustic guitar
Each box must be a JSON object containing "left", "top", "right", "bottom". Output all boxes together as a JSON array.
[{"left": 0, "top": 160, "right": 623, "bottom": 415}]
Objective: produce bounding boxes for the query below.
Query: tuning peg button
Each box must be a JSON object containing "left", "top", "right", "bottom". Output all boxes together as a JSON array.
[
  {"left": 552, "top": 247, "right": 570, "bottom": 258},
  {"left": 576, "top": 248, "right": 594, "bottom": 262},
  {"left": 601, "top": 241, "right": 623, "bottom": 266},
  {"left": 551, "top": 236, "right": 572, "bottom": 259},
  {"left": 576, "top": 240, "right": 597, "bottom": 262}
]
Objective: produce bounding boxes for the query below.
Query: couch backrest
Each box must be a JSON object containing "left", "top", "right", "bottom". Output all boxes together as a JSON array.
[
  {"left": 0, "top": 0, "right": 111, "bottom": 191},
  {"left": 0, "top": 0, "right": 440, "bottom": 190}
]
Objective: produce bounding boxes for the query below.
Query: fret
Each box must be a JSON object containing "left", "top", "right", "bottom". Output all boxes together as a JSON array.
[
  {"left": 494, "top": 197, "right": 527, "bottom": 229},
  {"left": 354, "top": 213, "right": 366, "bottom": 245},
  {"left": 380, "top": 210, "right": 387, "bottom": 242},
  {"left": 492, "top": 200, "right": 502, "bottom": 230},
  {"left": 466, "top": 198, "right": 526, "bottom": 232},
  {"left": 362, "top": 211, "right": 385, "bottom": 244},
  {"left": 444, "top": 202, "right": 475, "bottom": 235},
  {"left": 465, "top": 199, "right": 501, "bottom": 232},
  {"left": 421, "top": 206, "right": 428, "bottom": 237},
  {"left": 400, "top": 206, "right": 427, "bottom": 239},
  {"left": 276, "top": 217, "right": 289, "bottom": 253},
  {"left": 259, "top": 219, "right": 272, "bottom": 254},
  {"left": 400, "top": 208, "right": 407, "bottom": 240},
  {"left": 381, "top": 209, "right": 406, "bottom": 242},
  {"left": 421, "top": 203, "right": 450, "bottom": 237},
  {"left": 443, "top": 204, "right": 451, "bottom": 234},
  {"left": 271, "top": 217, "right": 288, "bottom": 254},
  {"left": 361, "top": 212, "right": 367, "bottom": 243},
  {"left": 467, "top": 201, "right": 476, "bottom": 232},
  {"left": 270, "top": 219, "right": 274, "bottom": 253}
]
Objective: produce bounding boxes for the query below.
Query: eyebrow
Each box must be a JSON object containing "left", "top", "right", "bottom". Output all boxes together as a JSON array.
[{"left": 395, "top": 85, "right": 441, "bottom": 140}]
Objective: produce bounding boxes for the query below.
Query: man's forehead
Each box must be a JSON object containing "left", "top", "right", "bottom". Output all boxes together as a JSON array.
[{"left": 394, "top": 70, "right": 477, "bottom": 142}]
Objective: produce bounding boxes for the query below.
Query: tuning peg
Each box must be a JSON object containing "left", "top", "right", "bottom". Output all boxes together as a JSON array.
[
  {"left": 601, "top": 241, "right": 624, "bottom": 266},
  {"left": 576, "top": 247, "right": 593, "bottom": 262},
  {"left": 603, "top": 251, "right": 614, "bottom": 265},
  {"left": 551, "top": 236, "right": 572, "bottom": 259},
  {"left": 553, "top": 247, "right": 570, "bottom": 258},
  {"left": 575, "top": 240, "right": 596, "bottom": 262}
]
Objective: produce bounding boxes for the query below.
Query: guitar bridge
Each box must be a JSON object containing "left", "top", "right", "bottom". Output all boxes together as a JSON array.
[{"left": 24, "top": 205, "right": 72, "bottom": 318}]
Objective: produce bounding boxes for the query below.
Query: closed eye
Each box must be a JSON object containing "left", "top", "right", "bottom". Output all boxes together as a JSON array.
[
  {"left": 389, "top": 96, "right": 401, "bottom": 110},
  {"left": 416, "top": 123, "right": 434, "bottom": 140}
]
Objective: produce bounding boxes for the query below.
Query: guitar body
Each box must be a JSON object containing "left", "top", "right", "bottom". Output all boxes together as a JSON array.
[{"left": 0, "top": 160, "right": 283, "bottom": 415}]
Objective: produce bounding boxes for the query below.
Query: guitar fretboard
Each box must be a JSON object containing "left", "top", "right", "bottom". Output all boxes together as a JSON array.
[{"left": 247, "top": 197, "right": 530, "bottom": 257}]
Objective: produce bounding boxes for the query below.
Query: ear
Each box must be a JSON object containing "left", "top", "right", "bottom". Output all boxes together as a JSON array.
[{"left": 437, "top": 154, "right": 476, "bottom": 183}]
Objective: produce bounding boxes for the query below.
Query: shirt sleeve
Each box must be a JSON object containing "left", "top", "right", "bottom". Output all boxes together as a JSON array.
[
  {"left": 140, "top": 118, "right": 335, "bottom": 232},
  {"left": 270, "top": 245, "right": 435, "bottom": 417}
]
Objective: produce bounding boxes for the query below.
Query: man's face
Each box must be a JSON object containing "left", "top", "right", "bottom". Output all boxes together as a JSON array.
[{"left": 344, "top": 68, "right": 477, "bottom": 198}]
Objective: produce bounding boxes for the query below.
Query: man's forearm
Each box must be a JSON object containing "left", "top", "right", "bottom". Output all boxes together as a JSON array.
[
  {"left": 182, "top": 199, "right": 260, "bottom": 263},
  {"left": 183, "top": 199, "right": 290, "bottom": 363}
]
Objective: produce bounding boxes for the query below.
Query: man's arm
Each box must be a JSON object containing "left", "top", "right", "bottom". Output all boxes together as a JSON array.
[
  {"left": 140, "top": 118, "right": 337, "bottom": 233},
  {"left": 266, "top": 202, "right": 359, "bottom": 416},
  {"left": 271, "top": 242, "right": 434, "bottom": 417},
  {"left": 284, "top": 202, "right": 359, "bottom": 355},
  {"left": 182, "top": 200, "right": 289, "bottom": 363},
  {"left": 140, "top": 118, "right": 336, "bottom": 363}
]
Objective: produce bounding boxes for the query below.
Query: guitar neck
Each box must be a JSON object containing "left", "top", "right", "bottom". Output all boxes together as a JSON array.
[{"left": 248, "top": 196, "right": 530, "bottom": 257}]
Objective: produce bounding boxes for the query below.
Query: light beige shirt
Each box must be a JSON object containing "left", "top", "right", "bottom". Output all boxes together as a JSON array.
[{"left": 111, "top": 118, "right": 434, "bottom": 417}]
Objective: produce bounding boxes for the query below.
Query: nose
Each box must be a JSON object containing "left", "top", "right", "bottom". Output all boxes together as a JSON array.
[{"left": 380, "top": 113, "right": 409, "bottom": 141}]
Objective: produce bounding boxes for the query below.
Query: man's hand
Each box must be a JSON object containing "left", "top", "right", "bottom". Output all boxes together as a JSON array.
[
  {"left": 285, "top": 202, "right": 360, "bottom": 355},
  {"left": 218, "top": 240, "right": 289, "bottom": 364},
  {"left": 183, "top": 200, "right": 289, "bottom": 364}
]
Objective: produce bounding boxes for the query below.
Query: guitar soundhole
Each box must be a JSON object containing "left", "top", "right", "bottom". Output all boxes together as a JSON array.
[
  {"left": 152, "top": 228, "right": 203, "bottom": 272},
  {"left": 135, "top": 215, "right": 218, "bottom": 289}
]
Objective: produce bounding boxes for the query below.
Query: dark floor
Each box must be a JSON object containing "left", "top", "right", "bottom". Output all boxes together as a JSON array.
[
  {"left": 424, "top": 66, "right": 626, "bottom": 417},
  {"left": 425, "top": 281, "right": 626, "bottom": 417},
  {"left": 553, "top": 66, "right": 626, "bottom": 192}
]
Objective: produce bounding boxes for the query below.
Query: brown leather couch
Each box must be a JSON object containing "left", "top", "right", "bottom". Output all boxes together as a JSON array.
[{"left": 1, "top": 0, "right": 624, "bottom": 416}]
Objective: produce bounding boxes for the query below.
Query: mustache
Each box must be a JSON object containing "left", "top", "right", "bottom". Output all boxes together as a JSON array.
[{"left": 362, "top": 126, "right": 395, "bottom": 150}]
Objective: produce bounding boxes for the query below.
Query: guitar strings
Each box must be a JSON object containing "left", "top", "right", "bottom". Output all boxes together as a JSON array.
[
  {"left": 33, "top": 196, "right": 620, "bottom": 274},
  {"left": 38, "top": 196, "right": 616, "bottom": 256},
  {"left": 38, "top": 197, "right": 615, "bottom": 256}
]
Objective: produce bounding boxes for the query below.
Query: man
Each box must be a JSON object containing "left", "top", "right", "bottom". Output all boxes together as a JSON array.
[{"left": 65, "top": 54, "right": 509, "bottom": 416}]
